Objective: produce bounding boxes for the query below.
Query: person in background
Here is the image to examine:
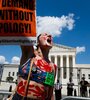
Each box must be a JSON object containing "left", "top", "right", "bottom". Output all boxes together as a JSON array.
[
  {"left": 54, "top": 79, "right": 62, "bottom": 100},
  {"left": 80, "top": 77, "right": 89, "bottom": 97},
  {"left": 11, "top": 33, "right": 57, "bottom": 100},
  {"left": 67, "top": 77, "right": 74, "bottom": 96}
]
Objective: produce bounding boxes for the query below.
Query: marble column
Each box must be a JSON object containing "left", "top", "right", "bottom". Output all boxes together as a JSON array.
[
  {"left": 66, "top": 55, "right": 69, "bottom": 67},
  {"left": 60, "top": 55, "right": 63, "bottom": 79},
  {"left": 55, "top": 55, "right": 57, "bottom": 65},
  {"left": 66, "top": 55, "right": 69, "bottom": 79},
  {"left": 73, "top": 55, "right": 75, "bottom": 67},
  {"left": 55, "top": 55, "right": 58, "bottom": 81},
  {"left": 60, "top": 55, "right": 63, "bottom": 67}
]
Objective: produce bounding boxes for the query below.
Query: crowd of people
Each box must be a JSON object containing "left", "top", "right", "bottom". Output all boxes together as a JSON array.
[
  {"left": 66, "top": 77, "right": 90, "bottom": 97},
  {"left": 54, "top": 77, "right": 90, "bottom": 100}
]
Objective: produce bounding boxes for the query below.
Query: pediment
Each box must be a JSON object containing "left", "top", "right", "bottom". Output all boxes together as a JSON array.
[{"left": 50, "top": 43, "right": 76, "bottom": 52}]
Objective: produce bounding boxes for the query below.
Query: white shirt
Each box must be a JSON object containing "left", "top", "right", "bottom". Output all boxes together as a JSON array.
[{"left": 54, "top": 82, "right": 62, "bottom": 90}]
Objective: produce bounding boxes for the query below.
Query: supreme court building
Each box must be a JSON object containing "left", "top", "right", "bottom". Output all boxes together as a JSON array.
[{"left": 49, "top": 43, "right": 76, "bottom": 81}]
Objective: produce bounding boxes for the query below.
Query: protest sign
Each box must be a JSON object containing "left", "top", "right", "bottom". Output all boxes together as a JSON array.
[{"left": 0, "top": 0, "right": 36, "bottom": 45}]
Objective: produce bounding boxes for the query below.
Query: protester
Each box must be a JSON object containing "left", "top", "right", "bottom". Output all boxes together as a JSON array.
[
  {"left": 54, "top": 79, "right": 62, "bottom": 100},
  {"left": 67, "top": 78, "right": 74, "bottom": 96},
  {"left": 80, "top": 77, "right": 89, "bottom": 97},
  {"left": 11, "top": 33, "right": 57, "bottom": 100}
]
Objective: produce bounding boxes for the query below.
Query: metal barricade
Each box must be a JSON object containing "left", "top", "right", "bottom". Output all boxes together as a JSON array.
[
  {"left": 0, "top": 91, "right": 12, "bottom": 100},
  {"left": 61, "top": 96, "right": 90, "bottom": 100}
]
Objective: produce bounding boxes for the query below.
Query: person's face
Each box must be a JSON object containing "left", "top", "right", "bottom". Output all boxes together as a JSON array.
[{"left": 38, "top": 33, "right": 53, "bottom": 49}]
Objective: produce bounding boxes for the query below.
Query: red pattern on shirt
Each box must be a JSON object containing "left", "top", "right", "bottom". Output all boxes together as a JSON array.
[
  {"left": 36, "top": 59, "right": 52, "bottom": 72},
  {"left": 17, "top": 80, "right": 45, "bottom": 99},
  {"left": 17, "top": 57, "right": 56, "bottom": 99}
]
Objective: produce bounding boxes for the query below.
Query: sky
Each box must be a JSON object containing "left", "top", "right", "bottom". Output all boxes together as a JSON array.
[{"left": 0, "top": 0, "right": 90, "bottom": 64}]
